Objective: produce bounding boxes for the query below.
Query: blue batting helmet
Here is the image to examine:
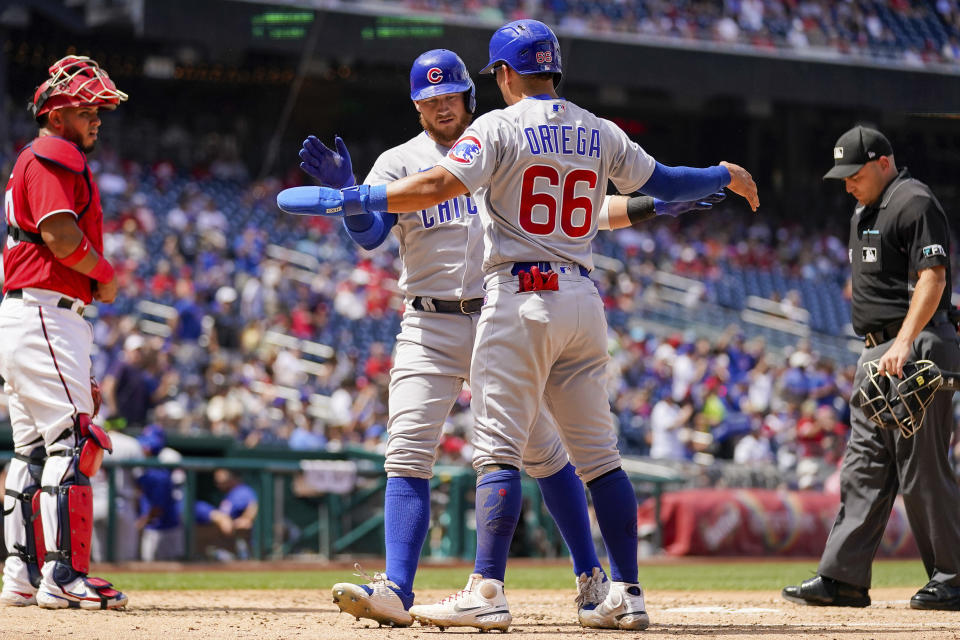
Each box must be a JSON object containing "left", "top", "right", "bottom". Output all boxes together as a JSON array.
[
  {"left": 410, "top": 49, "right": 476, "bottom": 113},
  {"left": 479, "top": 20, "right": 562, "bottom": 76}
]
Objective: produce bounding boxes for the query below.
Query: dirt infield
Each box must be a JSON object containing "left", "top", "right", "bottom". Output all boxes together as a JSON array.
[{"left": 2, "top": 588, "right": 959, "bottom": 639}]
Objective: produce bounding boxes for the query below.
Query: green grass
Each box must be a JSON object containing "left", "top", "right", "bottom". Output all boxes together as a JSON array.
[{"left": 108, "top": 559, "right": 928, "bottom": 591}]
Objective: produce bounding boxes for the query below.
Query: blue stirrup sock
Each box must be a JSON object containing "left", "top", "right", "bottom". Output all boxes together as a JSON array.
[
  {"left": 587, "top": 468, "right": 639, "bottom": 584},
  {"left": 536, "top": 462, "right": 605, "bottom": 579},
  {"left": 382, "top": 476, "right": 429, "bottom": 608},
  {"left": 473, "top": 469, "right": 522, "bottom": 582}
]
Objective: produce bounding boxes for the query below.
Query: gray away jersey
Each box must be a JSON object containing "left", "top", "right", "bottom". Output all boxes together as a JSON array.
[
  {"left": 438, "top": 97, "right": 656, "bottom": 273},
  {"left": 365, "top": 131, "right": 485, "bottom": 300}
]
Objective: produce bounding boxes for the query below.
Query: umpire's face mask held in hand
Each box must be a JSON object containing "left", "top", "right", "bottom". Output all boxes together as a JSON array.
[{"left": 856, "top": 359, "right": 944, "bottom": 438}]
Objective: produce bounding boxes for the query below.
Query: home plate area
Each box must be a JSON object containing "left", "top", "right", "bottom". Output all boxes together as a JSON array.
[{"left": 1, "top": 588, "right": 957, "bottom": 640}]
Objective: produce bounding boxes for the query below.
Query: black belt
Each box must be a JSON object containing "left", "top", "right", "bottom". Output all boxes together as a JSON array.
[
  {"left": 863, "top": 310, "right": 951, "bottom": 348},
  {"left": 511, "top": 261, "right": 589, "bottom": 277},
  {"left": 412, "top": 296, "right": 483, "bottom": 315},
  {"left": 4, "top": 289, "right": 84, "bottom": 316}
]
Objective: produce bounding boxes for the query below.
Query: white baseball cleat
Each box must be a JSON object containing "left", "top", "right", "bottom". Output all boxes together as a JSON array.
[
  {"left": 0, "top": 589, "right": 37, "bottom": 607},
  {"left": 332, "top": 565, "right": 413, "bottom": 627},
  {"left": 37, "top": 576, "right": 128, "bottom": 610},
  {"left": 575, "top": 566, "right": 610, "bottom": 614},
  {"left": 409, "top": 573, "right": 512, "bottom": 632},
  {"left": 578, "top": 580, "right": 650, "bottom": 630}
]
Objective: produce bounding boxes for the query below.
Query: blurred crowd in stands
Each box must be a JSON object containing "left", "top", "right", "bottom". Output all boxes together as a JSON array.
[
  {"left": 386, "top": 0, "right": 960, "bottom": 67},
  {"left": 392, "top": 0, "right": 960, "bottom": 67}
]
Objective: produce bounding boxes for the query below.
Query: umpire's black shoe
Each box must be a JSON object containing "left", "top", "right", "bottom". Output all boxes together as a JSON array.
[
  {"left": 910, "top": 581, "right": 960, "bottom": 610},
  {"left": 782, "top": 575, "right": 870, "bottom": 607}
]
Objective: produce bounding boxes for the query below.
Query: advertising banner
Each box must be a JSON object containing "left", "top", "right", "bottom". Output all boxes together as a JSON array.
[{"left": 637, "top": 489, "right": 917, "bottom": 557}]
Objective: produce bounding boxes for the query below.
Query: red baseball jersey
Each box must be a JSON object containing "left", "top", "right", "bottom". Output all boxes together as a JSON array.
[{"left": 3, "top": 136, "right": 104, "bottom": 303}]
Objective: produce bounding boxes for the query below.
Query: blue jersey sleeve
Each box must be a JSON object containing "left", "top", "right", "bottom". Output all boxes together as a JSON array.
[{"left": 640, "top": 162, "right": 730, "bottom": 202}]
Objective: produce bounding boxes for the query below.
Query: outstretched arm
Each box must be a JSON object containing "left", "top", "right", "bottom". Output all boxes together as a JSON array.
[
  {"left": 277, "top": 165, "right": 468, "bottom": 217},
  {"left": 600, "top": 192, "right": 726, "bottom": 230},
  {"left": 640, "top": 161, "right": 758, "bottom": 211},
  {"left": 385, "top": 166, "right": 469, "bottom": 212}
]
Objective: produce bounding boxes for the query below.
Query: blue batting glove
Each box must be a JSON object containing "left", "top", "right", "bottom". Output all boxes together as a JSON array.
[
  {"left": 654, "top": 191, "right": 726, "bottom": 217},
  {"left": 277, "top": 184, "right": 388, "bottom": 216},
  {"left": 299, "top": 135, "right": 355, "bottom": 188}
]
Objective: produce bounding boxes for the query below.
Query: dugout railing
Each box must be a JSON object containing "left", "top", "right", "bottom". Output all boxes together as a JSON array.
[{"left": 0, "top": 451, "right": 685, "bottom": 562}]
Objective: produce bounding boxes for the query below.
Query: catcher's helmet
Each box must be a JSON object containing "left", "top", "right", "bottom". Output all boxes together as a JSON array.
[
  {"left": 410, "top": 49, "right": 476, "bottom": 113},
  {"left": 30, "top": 55, "right": 128, "bottom": 121},
  {"left": 479, "top": 20, "right": 562, "bottom": 77}
]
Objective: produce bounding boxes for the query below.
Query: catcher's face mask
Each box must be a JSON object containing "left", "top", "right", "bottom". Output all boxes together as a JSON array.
[
  {"left": 856, "top": 360, "right": 943, "bottom": 438},
  {"left": 31, "top": 55, "right": 128, "bottom": 121}
]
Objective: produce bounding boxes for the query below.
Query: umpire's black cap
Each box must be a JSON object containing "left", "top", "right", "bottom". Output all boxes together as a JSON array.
[{"left": 823, "top": 125, "right": 894, "bottom": 179}]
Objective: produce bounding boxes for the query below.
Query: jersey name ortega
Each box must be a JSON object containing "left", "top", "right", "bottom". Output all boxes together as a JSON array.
[
  {"left": 449, "top": 136, "right": 482, "bottom": 164},
  {"left": 524, "top": 125, "right": 601, "bottom": 158},
  {"left": 421, "top": 195, "right": 478, "bottom": 228}
]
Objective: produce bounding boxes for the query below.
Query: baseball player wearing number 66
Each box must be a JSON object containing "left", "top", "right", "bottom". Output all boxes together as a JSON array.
[
  {"left": 1, "top": 55, "right": 128, "bottom": 610},
  {"left": 297, "top": 49, "right": 721, "bottom": 630},
  {"left": 280, "top": 20, "right": 756, "bottom": 631}
]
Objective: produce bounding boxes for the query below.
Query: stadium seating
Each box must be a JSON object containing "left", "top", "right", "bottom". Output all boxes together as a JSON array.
[{"left": 369, "top": 0, "right": 960, "bottom": 68}]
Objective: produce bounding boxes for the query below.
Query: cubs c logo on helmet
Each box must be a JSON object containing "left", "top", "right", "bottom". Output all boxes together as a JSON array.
[
  {"left": 410, "top": 49, "right": 477, "bottom": 112},
  {"left": 449, "top": 136, "right": 482, "bottom": 164}
]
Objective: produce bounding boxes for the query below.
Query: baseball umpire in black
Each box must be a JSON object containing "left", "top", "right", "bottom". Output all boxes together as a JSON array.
[{"left": 783, "top": 125, "right": 960, "bottom": 610}]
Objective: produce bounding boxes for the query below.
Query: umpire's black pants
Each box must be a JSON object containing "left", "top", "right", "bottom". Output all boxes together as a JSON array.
[{"left": 819, "top": 322, "right": 960, "bottom": 588}]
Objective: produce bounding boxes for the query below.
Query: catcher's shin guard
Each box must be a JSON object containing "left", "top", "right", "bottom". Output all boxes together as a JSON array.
[
  {"left": 37, "top": 415, "right": 125, "bottom": 609},
  {"left": 2, "top": 445, "right": 46, "bottom": 590},
  {"left": 40, "top": 415, "right": 112, "bottom": 581}
]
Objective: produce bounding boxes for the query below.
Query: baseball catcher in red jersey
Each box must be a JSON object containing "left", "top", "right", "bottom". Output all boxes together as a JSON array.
[{"left": 0, "top": 55, "right": 128, "bottom": 609}]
